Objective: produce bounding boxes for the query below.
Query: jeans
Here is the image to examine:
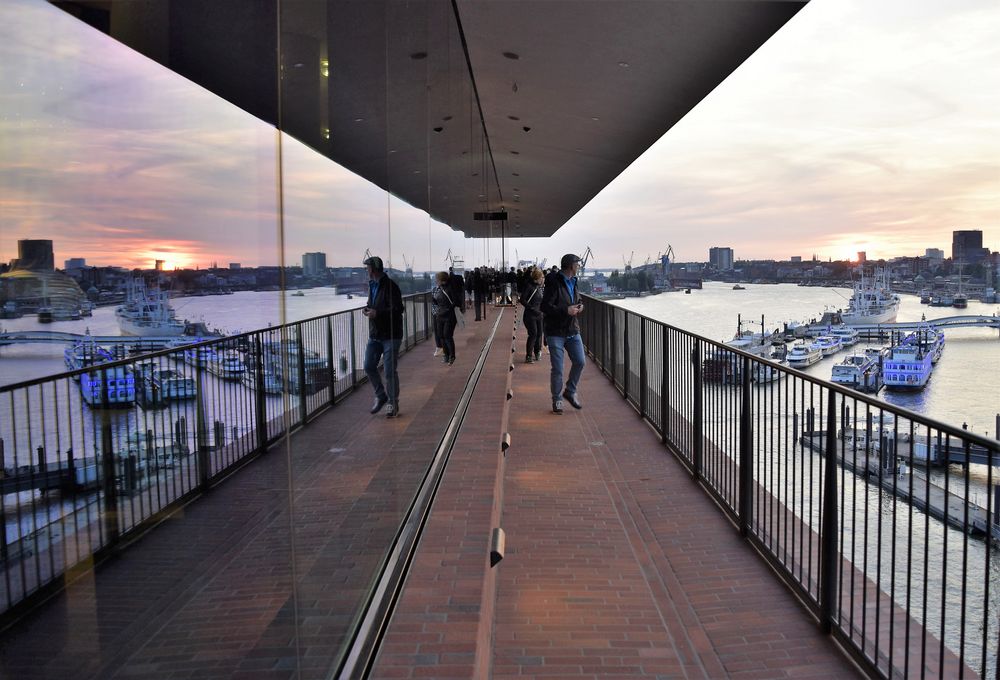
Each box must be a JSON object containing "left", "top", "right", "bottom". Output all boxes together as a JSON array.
[
  {"left": 364, "top": 337, "right": 402, "bottom": 404},
  {"left": 548, "top": 333, "right": 585, "bottom": 399}
]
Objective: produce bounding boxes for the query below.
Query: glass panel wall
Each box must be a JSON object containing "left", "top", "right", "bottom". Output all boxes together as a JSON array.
[{"left": 0, "top": 0, "right": 491, "bottom": 677}]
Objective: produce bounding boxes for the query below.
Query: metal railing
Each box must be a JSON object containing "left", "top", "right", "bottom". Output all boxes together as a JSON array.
[
  {"left": 581, "top": 294, "right": 1000, "bottom": 680},
  {"left": 0, "top": 293, "right": 431, "bottom": 622}
]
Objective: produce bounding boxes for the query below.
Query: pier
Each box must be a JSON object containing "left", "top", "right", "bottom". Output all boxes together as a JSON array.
[
  {"left": 833, "top": 314, "right": 1000, "bottom": 340},
  {"left": 0, "top": 330, "right": 214, "bottom": 347}
]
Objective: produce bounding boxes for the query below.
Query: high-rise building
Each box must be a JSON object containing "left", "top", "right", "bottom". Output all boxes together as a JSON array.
[
  {"left": 12, "top": 239, "right": 54, "bottom": 271},
  {"left": 64, "top": 257, "right": 87, "bottom": 270},
  {"left": 857, "top": 251, "right": 866, "bottom": 264},
  {"left": 302, "top": 252, "right": 327, "bottom": 277},
  {"left": 925, "top": 248, "right": 944, "bottom": 259},
  {"left": 708, "top": 247, "right": 734, "bottom": 271},
  {"left": 952, "top": 230, "right": 987, "bottom": 264},
  {"left": 229, "top": 263, "right": 241, "bottom": 270}
]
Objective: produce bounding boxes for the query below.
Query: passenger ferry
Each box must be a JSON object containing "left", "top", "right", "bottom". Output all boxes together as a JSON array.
[
  {"left": 827, "top": 326, "right": 859, "bottom": 348},
  {"left": 64, "top": 336, "right": 111, "bottom": 380},
  {"left": 135, "top": 362, "right": 197, "bottom": 407},
  {"left": 260, "top": 339, "right": 331, "bottom": 395},
  {"left": 786, "top": 342, "right": 822, "bottom": 367},
  {"left": 79, "top": 364, "right": 136, "bottom": 407},
  {"left": 831, "top": 349, "right": 883, "bottom": 393},
  {"left": 914, "top": 326, "right": 945, "bottom": 363},
  {"left": 808, "top": 335, "right": 842, "bottom": 357},
  {"left": 116, "top": 278, "right": 186, "bottom": 336},
  {"left": 882, "top": 333, "right": 934, "bottom": 390},
  {"left": 207, "top": 350, "right": 246, "bottom": 381}
]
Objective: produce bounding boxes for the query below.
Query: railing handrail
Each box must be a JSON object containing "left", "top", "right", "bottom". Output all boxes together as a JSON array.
[
  {"left": 0, "top": 292, "right": 430, "bottom": 393},
  {"left": 581, "top": 293, "right": 1000, "bottom": 451}
]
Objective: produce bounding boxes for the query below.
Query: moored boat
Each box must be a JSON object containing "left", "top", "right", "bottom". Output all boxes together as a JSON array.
[
  {"left": 809, "top": 335, "right": 842, "bottom": 357},
  {"left": 840, "top": 267, "right": 900, "bottom": 326},
  {"left": 786, "top": 342, "right": 822, "bottom": 367},
  {"left": 883, "top": 333, "right": 934, "bottom": 390},
  {"left": 827, "top": 325, "right": 859, "bottom": 348},
  {"left": 116, "top": 278, "right": 186, "bottom": 336},
  {"left": 831, "top": 349, "right": 883, "bottom": 393}
]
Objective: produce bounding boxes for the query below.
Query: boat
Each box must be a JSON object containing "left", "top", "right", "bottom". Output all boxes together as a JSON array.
[
  {"left": 64, "top": 336, "right": 112, "bottom": 379},
  {"left": 135, "top": 362, "right": 197, "bottom": 407},
  {"left": 207, "top": 350, "right": 245, "bottom": 380},
  {"left": 241, "top": 367, "right": 283, "bottom": 395},
  {"left": 840, "top": 267, "right": 900, "bottom": 325},
  {"left": 37, "top": 307, "right": 53, "bottom": 323},
  {"left": 786, "top": 342, "right": 822, "bottom": 367},
  {"left": 882, "top": 332, "right": 934, "bottom": 390},
  {"left": 116, "top": 278, "right": 186, "bottom": 336},
  {"left": 913, "top": 326, "right": 945, "bottom": 364},
  {"left": 291, "top": 290, "right": 305, "bottom": 297},
  {"left": 831, "top": 349, "right": 883, "bottom": 393},
  {"left": 183, "top": 345, "right": 219, "bottom": 367},
  {"left": 827, "top": 325, "right": 859, "bottom": 348},
  {"left": 952, "top": 294, "right": 968, "bottom": 309},
  {"left": 732, "top": 284, "right": 746, "bottom": 290},
  {"left": 79, "top": 363, "right": 136, "bottom": 407},
  {"left": 808, "top": 335, "right": 842, "bottom": 357},
  {"left": 919, "top": 290, "right": 931, "bottom": 304},
  {"left": 929, "top": 293, "right": 954, "bottom": 307},
  {"left": 260, "top": 339, "right": 332, "bottom": 395}
]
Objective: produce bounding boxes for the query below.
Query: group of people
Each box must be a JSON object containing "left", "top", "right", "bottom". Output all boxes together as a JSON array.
[{"left": 361, "top": 253, "right": 587, "bottom": 418}]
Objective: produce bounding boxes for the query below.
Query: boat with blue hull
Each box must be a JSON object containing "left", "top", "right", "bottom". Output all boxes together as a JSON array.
[{"left": 883, "top": 332, "right": 934, "bottom": 390}]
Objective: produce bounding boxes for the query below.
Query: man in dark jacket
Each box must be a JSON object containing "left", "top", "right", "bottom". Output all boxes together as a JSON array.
[
  {"left": 362, "top": 256, "right": 404, "bottom": 417},
  {"left": 540, "top": 253, "right": 585, "bottom": 414}
]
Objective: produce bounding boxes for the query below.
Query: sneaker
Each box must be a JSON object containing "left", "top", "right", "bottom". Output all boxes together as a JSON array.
[
  {"left": 525, "top": 355, "right": 533, "bottom": 364},
  {"left": 552, "top": 399, "right": 564, "bottom": 415},
  {"left": 442, "top": 355, "right": 450, "bottom": 364},
  {"left": 370, "top": 396, "right": 388, "bottom": 414},
  {"left": 562, "top": 390, "right": 582, "bottom": 410},
  {"left": 534, "top": 352, "right": 541, "bottom": 361},
  {"left": 448, "top": 356, "right": 456, "bottom": 365},
  {"left": 386, "top": 403, "right": 399, "bottom": 418},
  {"left": 433, "top": 347, "right": 442, "bottom": 357}
]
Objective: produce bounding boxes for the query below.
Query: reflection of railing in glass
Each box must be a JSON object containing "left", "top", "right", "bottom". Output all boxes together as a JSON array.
[
  {"left": 0, "top": 293, "right": 431, "bottom": 616},
  {"left": 580, "top": 294, "right": 1000, "bottom": 680}
]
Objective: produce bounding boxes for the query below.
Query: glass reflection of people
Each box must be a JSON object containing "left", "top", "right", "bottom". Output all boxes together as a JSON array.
[
  {"left": 362, "top": 256, "right": 404, "bottom": 417},
  {"left": 432, "top": 271, "right": 458, "bottom": 365},
  {"left": 520, "top": 267, "right": 544, "bottom": 363}
]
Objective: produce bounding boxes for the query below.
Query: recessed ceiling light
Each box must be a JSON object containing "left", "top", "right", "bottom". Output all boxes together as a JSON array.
[
  {"left": 292, "top": 62, "right": 304, "bottom": 69},
  {"left": 510, "top": 150, "right": 520, "bottom": 155},
  {"left": 618, "top": 61, "right": 629, "bottom": 68},
  {"left": 472, "top": 172, "right": 478, "bottom": 176},
  {"left": 410, "top": 51, "right": 428, "bottom": 60},
  {"left": 389, "top": 149, "right": 397, "bottom": 154},
  {"left": 354, "top": 117, "right": 364, "bottom": 122},
  {"left": 591, "top": 116, "right": 600, "bottom": 121},
  {"left": 507, "top": 115, "right": 520, "bottom": 121},
  {"left": 574, "top": 148, "right": 583, "bottom": 152},
  {"left": 522, "top": 126, "right": 531, "bottom": 132},
  {"left": 433, "top": 127, "right": 443, "bottom": 133},
  {"left": 413, "top": 169, "right": 421, "bottom": 174},
  {"left": 443, "top": 115, "right": 452, "bottom": 121},
  {"left": 502, "top": 51, "right": 519, "bottom": 60},
  {"left": 512, "top": 172, "right": 519, "bottom": 177}
]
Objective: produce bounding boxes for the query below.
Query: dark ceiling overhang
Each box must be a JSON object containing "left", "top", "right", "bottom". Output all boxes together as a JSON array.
[{"left": 51, "top": 0, "right": 807, "bottom": 238}]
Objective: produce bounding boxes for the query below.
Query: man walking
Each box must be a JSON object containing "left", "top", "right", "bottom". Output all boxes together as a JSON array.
[
  {"left": 362, "top": 256, "right": 404, "bottom": 417},
  {"left": 540, "top": 253, "right": 585, "bottom": 414}
]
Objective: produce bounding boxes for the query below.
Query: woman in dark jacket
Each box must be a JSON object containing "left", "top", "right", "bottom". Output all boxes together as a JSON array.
[
  {"left": 520, "top": 267, "right": 544, "bottom": 362},
  {"left": 431, "top": 271, "right": 459, "bottom": 364}
]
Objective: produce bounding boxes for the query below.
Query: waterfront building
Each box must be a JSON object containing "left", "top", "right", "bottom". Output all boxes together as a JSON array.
[
  {"left": 302, "top": 251, "right": 327, "bottom": 277},
  {"left": 953, "top": 229, "right": 988, "bottom": 265},
  {"left": 709, "top": 246, "right": 734, "bottom": 270}
]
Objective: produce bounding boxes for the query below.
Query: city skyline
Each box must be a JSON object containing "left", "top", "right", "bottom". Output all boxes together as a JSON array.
[{"left": 2, "top": 0, "right": 998, "bottom": 270}]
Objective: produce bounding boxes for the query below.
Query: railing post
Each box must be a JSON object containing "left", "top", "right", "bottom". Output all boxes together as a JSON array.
[
  {"left": 195, "top": 353, "right": 210, "bottom": 490},
  {"left": 692, "top": 340, "right": 703, "bottom": 480},
  {"left": 297, "top": 323, "right": 308, "bottom": 425},
  {"left": 639, "top": 318, "right": 647, "bottom": 416},
  {"left": 99, "top": 381, "right": 120, "bottom": 546},
  {"left": 350, "top": 311, "right": 358, "bottom": 387},
  {"left": 326, "top": 318, "right": 336, "bottom": 407},
  {"left": 0, "top": 439, "right": 7, "bottom": 564},
  {"left": 739, "top": 355, "right": 753, "bottom": 537},
  {"left": 820, "top": 387, "right": 839, "bottom": 634},
  {"left": 254, "top": 336, "right": 268, "bottom": 452},
  {"left": 623, "top": 312, "right": 630, "bottom": 399},
  {"left": 661, "top": 326, "right": 669, "bottom": 444},
  {"left": 608, "top": 305, "right": 618, "bottom": 385}
]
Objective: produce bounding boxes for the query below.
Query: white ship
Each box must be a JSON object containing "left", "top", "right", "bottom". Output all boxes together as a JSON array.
[
  {"left": 786, "top": 342, "right": 822, "bottom": 367},
  {"left": 840, "top": 267, "right": 900, "bottom": 326},
  {"left": 116, "top": 279, "right": 186, "bottom": 336},
  {"left": 830, "top": 349, "right": 883, "bottom": 393},
  {"left": 883, "top": 333, "right": 934, "bottom": 390},
  {"left": 809, "top": 335, "right": 842, "bottom": 357}
]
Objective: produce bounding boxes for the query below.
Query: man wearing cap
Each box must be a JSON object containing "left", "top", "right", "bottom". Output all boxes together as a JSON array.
[
  {"left": 362, "top": 256, "right": 404, "bottom": 417},
  {"left": 540, "top": 253, "right": 586, "bottom": 414}
]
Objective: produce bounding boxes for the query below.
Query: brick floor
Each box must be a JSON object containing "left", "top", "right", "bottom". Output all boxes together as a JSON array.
[{"left": 0, "top": 306, "right": 861, "bottom": 679}]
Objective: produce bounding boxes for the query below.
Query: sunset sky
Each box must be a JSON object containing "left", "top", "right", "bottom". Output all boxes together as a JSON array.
[{"left": 1, "top": 0, "right": 998, "bottom": 270}]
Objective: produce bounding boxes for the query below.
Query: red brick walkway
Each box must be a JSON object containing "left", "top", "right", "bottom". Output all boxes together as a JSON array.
[{"left": 374, "top": 313, "right": 860, "bottom": 679}]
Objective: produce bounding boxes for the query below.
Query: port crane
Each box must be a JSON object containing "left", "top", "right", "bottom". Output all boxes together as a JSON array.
[
  {"left": 579, "top": 246, "right": 594, "bottom": 274},
  {"left": 401, "top": 253, "right": 414, "bottom": 274},
  {"left": 622, "top": 251, "right": 634, "bottom": 271}
]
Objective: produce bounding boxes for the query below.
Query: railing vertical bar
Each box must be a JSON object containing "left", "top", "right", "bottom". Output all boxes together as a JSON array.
[
  {"left": 820, "top": 387, "right": 838, "bottom": 634},
  {"left": 692, "top": 340, "right": 703, "bottom": 481}
]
